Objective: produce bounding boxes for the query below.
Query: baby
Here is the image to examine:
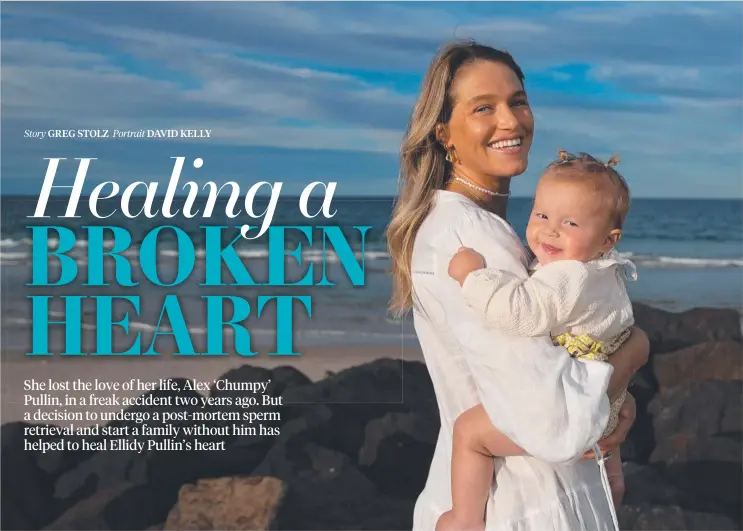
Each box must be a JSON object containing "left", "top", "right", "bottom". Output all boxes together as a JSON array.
[{"left": 439, "top": 151, "right": 636, "bottom": 531}]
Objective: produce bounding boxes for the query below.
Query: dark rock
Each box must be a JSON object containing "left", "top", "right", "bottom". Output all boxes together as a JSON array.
[
  {"left": 2, "top": 505, "right": 32, "bottom": 531},
  {"left": 622, "top": 461, "right": 736, "bottom": 520},
  {"left": 265, "top": 442, "right": 413, "bottom": 530},
  {"left": 632, "top": 303, "right": 742, "bottom": 354},
  {"left": 647, "top": 381, "right": 742, "bottom": 525},
  {"left": 48, "top": 380, "right": 214, "bottom": 529},
  {"left": 194, "top": 433, "right": 278, "bottom": 480},
  {"left": 651, "top": 433, "right": 742, "bottom": 466},
  {"left": 651, "top": 434, "right": 743, "bottom": 525},
  {"left": 283, "top": 359, "right": 435, "bottom": 411},
  {"left": 621, "top": 381, "right": 657, "bottom": 464},
  {"left": 205, "top": 364, "right": 314, "bottom": 454},
  {"left": 611, "top": 307, "right": 740, "bottom": 464},
  {"left": 273, "top": 475, "right": 414, "bottom": 530},
  {"left": 622, "top": 462, "right": 688, "bottom": 507},
  {"left": 648, "top": 381, "right": 742, "bottom": 442},
  {"left": 1, "top": 422, "right": 89, "bottom": 530},
  {"left": 270, "top": 365, "right": 313, "bottom": 394},
  {"left": 42, "top": 482, "right": 137, "bottom": 530},
  {"left": 358, "top": 411, "right": 438, "bottom": 499},
  {"left": 617, "top": 504, "right": 738, "bottom": 530},
  {"left": 652, "top": 341, "right": 742, "bottom": 390},
  {"left": 249, "top": 405, "right": 333, "bottom": 478},
  {"left": 662, "top": 456, "right": 742, "bottom": 525},
  {"left": 251, "top": 409, "right": 414, "bottom": 529},
  {"left": 282, "top": 359, "right": 437, "bottom": 460},
  {"left": 1, "top": 422, "right": 59, "bottom": 530}
]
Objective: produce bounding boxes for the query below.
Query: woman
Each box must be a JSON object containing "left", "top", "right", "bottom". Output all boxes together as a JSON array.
[{"left": 386, "top": 40, "right": 649, "bottom": 530}]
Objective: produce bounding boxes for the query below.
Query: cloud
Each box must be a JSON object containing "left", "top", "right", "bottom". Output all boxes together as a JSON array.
[
  {"left": 2, "top": 36, "right": 410, "bottom": 147},
  {"left": 592, "top": 62, "right": 702, "bottom": 86},
  {"left": 589, "top": 61, "right": 742, "bottom": 103},
  {"left": 1, "top": 2, "right": 741, "bottom": 198}
]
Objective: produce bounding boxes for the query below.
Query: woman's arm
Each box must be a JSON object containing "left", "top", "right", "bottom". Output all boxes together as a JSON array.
[
  {"left": 584, "top": 393, "right": 637, "bottom": 459},
  {"left": 606, "top": 327, "right": 649, "bottom": 401},
  {"left": 445, "top": 210, "right": 645, "bottom": 463}
]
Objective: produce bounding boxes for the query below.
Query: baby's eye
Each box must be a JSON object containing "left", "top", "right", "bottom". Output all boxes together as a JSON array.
[
  {"left": 564, "top": 220, "right": 579, "bottom": 227},
  {"left": 534, "top": 212, "right": 547, "bottom": 219}
]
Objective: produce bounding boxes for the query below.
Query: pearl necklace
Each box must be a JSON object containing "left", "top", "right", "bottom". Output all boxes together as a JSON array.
[{"left": 452, "top": 176, "right": 511, "bottom": 197}]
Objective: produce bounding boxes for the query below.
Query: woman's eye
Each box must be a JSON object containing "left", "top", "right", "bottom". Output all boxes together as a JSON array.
[
  {"left": 511, "top": 99, "right": 529, "bottom": 107},
  {"left": 474, "top": 105, "right": 492, "bottom": 113}
]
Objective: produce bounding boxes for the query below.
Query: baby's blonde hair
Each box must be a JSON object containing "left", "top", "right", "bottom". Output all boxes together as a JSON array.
[{"left": 543, "top": 150, "right": 631, "bottom": 230}]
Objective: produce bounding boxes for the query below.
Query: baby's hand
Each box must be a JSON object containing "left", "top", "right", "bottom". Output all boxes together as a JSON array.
[{"left": 449, "top": 247, "right": 486, "bottom": 285}]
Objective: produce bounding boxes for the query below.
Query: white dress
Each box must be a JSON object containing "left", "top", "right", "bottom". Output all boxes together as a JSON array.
[{"left": 410, "top": 190, "right": 616, "bottom": 531}]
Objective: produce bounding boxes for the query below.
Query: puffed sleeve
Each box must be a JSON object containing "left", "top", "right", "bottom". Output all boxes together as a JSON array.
[
  {"left": 460, "top": 261, "right": 589, "bottom": 336},
  {"left": 442, "top": 209, "right": 612, "bottom": 463}
]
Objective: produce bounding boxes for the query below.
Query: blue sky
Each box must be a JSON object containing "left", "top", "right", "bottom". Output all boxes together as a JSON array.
[{"left": 1, "top": 1, "right": 741, "bottom": 198}]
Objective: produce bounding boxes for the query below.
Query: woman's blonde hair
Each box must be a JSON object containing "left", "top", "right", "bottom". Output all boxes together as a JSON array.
[{"left": 386, "top": 40, "right": 525, "bottom": 315}]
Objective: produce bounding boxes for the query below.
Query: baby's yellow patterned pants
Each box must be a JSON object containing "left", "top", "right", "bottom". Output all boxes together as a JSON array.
[{"left": 553, "top": 328, "right": 631, "bottom": 438}]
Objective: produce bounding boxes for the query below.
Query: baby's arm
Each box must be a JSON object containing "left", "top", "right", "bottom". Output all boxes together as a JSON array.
[
  {"left": 449, "top": 248, "right": 588, "bottom": 336},
  {"left": 448, "top": 246, "right": 487, "bottom": 284}
]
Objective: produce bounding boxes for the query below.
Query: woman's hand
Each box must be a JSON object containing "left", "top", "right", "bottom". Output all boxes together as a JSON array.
[
  {"left": 606, "top": 327, "right": 650, "bottom": 401},
  {"left": 582, "top": 393, "right": 636, "bottom": 459}
]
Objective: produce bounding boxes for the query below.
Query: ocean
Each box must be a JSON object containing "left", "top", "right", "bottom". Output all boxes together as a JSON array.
[{"left": 1, "top": 195, "right": 741, "bottom": 353}]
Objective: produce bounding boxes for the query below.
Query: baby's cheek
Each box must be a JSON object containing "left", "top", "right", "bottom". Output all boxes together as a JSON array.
[{"left": 565, "top": 240, "right": 594, "bottom": 262}]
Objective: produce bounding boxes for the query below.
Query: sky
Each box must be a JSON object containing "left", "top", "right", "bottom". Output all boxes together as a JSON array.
[{"left": 1, "top": 1, "right": 741, "bottom": 198}]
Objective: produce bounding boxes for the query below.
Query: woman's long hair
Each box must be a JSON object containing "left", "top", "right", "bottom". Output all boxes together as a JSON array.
[{"left": 386, "top": 40, "right": 525, "bottom": 315}]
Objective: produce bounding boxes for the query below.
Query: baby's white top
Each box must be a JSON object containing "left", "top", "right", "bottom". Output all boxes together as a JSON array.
[
  {"left": 461, "top": 250, "right": 637, "bottom": 339},
  {"left": 410, "top": 190, "right": 616, "bottom": 530}
]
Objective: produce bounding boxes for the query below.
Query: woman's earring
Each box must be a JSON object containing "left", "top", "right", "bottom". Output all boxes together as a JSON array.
[{"left": 445, "top": 146, "right": 457, "bottom": 163}]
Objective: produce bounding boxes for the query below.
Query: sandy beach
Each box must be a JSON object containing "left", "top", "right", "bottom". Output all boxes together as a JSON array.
[{"left": 1, "top": 344, "right": 423, "bottom": 426}]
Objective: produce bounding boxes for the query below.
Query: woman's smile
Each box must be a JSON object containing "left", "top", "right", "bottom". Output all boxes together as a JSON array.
[{"left": 487, "top": 136, "right": 524, "bottom": 155}]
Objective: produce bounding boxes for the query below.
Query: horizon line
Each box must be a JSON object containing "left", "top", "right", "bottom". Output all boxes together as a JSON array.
[{"left": 0, "top": 193, "right": 740, "bottom": 201}]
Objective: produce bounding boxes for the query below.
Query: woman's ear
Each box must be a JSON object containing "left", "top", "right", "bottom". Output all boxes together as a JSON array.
[{"left": 434, "top": 123, "right": 450, "bottom": 146}]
